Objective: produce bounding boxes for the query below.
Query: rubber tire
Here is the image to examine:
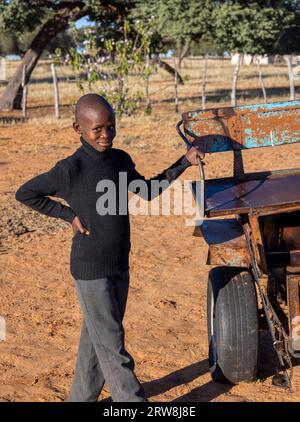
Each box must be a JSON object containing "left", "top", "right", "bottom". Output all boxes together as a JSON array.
[{"left": 207, "top": 266, "right": 259, "bottom": 384}]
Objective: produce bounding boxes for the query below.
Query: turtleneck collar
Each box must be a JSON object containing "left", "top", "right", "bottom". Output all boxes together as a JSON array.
[{"left": 79, "top": 136, "right": 110, "bottom": 160}]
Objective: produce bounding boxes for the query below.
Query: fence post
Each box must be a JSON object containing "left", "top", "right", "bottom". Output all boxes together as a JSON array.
[
  {"left": 145, "top": 54, "right": 152, "bottom": 114},
  {"left": 201, "top": 54, "right": 208, "bottom": 111},
  {"left": 283, "top": 55, "right": 295, "bottom": 101},
  {"left": 231, "top": 53, "right": 242, "bottom": 107},
  {"left": 0, "top": 57, "right": 6, "bottom": 81},
  {"left": 22, "top": 65, "right": 28, "bottom": 120},
  {"left": 51, "top": 63, "right": 60, "bottom": 119},
  {"left": 174, "top": 57, "right": 179, "bottom": 114},
  {"left": 256, "top": 57, "right": 267, "bottom": 103},
  {"left": 0, "top": 316, "right": 6, "bottom": 341}
]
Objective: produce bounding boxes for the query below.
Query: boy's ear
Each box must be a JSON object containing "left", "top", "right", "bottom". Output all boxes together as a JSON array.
[{"left": 73, "top": 121, "right": 82, "bottom": 135}]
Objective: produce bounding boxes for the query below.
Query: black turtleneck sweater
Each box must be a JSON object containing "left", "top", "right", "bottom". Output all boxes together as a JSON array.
[{"left": 15, "top": 137, "right": 191, "bottom": 280}]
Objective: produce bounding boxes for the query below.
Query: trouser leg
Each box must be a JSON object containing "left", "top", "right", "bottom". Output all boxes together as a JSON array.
[
  {"left": 69, "top": 270, "right": 146, "bottom": 402},
  {"left": 69, "top": 319, "right": 105, "bottom": 402},
  {"left": 69, "top": 270, "right": 130, "bottom": 402}
]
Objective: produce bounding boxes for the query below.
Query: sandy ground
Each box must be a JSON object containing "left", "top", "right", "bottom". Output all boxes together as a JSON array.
[{"left": 0, "top": 110, "right": 300, "bottom": 402}]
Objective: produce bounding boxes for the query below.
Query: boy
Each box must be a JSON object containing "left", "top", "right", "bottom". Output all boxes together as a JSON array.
[{"left": 15, "top": 94, "right": 202, "bottom": 402}]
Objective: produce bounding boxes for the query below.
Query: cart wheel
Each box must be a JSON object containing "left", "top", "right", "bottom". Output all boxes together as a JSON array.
[{"left": 207, "top": 266, "right": 259, "bottom": 384}]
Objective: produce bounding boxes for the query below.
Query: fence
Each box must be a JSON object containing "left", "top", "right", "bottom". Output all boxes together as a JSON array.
[{"left": 0, "top": 55, "right": 299, "bottom": 120}]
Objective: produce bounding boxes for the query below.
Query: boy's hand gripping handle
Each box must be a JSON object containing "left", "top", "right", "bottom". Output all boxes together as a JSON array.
[{"left": 176, "top": 120, "right": 205, "bottom": 221}]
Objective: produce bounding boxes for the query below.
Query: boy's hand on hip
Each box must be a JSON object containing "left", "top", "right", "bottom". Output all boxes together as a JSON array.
[
  {"left": 72, "top": 216, "right": 90, "bottom": 236},
  {"left": 185, "top": 146, "right": 203, "bottom": 165}
]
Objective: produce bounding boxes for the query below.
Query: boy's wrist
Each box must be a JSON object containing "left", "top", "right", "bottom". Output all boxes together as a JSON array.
[
  {"left": 181, "top": 154, "right": 192, "bottom": 167},
  {"left": 61, "top": 207, "right": 77, "bottom": 224}
]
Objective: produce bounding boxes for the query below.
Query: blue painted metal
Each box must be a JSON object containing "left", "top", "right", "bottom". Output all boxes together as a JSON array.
[{"left": 182, "top": 100, "right": 300, "bottom": 153}]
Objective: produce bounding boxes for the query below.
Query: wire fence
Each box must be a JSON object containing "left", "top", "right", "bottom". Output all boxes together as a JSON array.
[{"left": 0, "top": 55, "right": 299, "bottom": 123}]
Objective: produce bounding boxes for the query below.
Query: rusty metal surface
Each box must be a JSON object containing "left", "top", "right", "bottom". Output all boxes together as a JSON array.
[
  {"left": 182, "top": 101, "right": 300, "bottom": 153},
  {"left": 193, "top": 218, "right": 250, "bottom": 267},
  {"left": 286, "top": 274, "right": 300, "bottom": 353},
  {"left": 282, "top": 227, "right": 300, "bottom": 250},
  {"left": 267, "top": 250, "right": 300, "bottom": 267},
  {"left": 248, "top": 215, "right": 268, "bottom": 274},
  {"left": 207, "top": 243, "right": 250, "bottom": 267},
  {"left": 263, "top": 211, "right": 300, "bottom": 267},
  {"left": 192, "top": 170, "right": 300, "bottom": 218}
]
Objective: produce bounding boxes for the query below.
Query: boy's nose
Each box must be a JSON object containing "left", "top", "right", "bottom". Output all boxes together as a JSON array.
[{"left": 101, "top": 129, "right": 109, "bottom": 139}]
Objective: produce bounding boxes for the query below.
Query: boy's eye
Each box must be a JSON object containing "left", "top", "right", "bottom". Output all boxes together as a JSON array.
[{"left": 92, "top": 126, "right": 114, "bottom": 132}]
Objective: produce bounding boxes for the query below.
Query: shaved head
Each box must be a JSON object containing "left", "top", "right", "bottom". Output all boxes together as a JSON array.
[
  {"left": 73, "top": 93, "right": 116, "bottom": 152},
  {"left": 75, "top": 93, "right": 114, "bottom": 123}
]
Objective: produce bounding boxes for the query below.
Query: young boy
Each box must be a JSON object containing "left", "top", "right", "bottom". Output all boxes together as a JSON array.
[{"left": 15, "top": 93, "right": 202, "bottom": 402}]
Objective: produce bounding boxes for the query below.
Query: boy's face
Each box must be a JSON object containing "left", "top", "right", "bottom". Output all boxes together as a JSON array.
[{"left": 73, "top": 106, "right": 116, "bottom": 153}]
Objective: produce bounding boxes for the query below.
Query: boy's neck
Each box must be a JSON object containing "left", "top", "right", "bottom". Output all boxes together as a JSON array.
[{"left": 80, "top": 136, "right": 110, "bottom": 160}]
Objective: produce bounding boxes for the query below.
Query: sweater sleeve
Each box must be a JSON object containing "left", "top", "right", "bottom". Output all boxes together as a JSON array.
[
  {"left": 127, "top": 154, "right": 191, "bottom": 201},
  {"left": 15, "top": 161, "right": 76, "bottom": 224}
]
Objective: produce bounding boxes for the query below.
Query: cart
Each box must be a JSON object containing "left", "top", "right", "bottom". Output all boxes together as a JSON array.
[{"left": 176, "top": 100, "right": 300, "bottom": 391}]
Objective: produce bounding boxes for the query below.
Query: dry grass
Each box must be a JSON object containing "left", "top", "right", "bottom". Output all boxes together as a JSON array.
[{"left": 0, "top": 57, "right": 298, "bottom": 123}]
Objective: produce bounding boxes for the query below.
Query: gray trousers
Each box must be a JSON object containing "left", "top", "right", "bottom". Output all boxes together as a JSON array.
[{"left": 69, "top": 270, "right": 146, "bottom": 402}]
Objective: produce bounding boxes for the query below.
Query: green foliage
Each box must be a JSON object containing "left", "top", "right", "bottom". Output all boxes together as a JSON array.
[
  {"left": 213, "top": 0, "right": 296, "bottom": 54},
  {"left": 190, "top": 34, "right": 225, "bottom": 56},
  {"left": 132, "top": 0, "right": 214, "bottom": 57},
  {"left": 0, "top": 1, "right": 135, "bottom": 56},
  {"left": 276, "top": 1, "right": 300, "bottom": 53},
  {"left": 45, "top": 30, "right": 76, "bottom": 56},
  {"left": 144, "top": 104, "right": 152, "bottom": 115},
  {"left": 0, "top": 0, "right": 49, "bottom": 55},
  {"left": 132, "top": 0, "right": 299, "bottom": 56},
  {"left": 1, "top": 0, "right": 299, "bottom": 59},
  {"left": 156, "top": 0, "right": 213, "bottom": 41},
  {"left": 0, "top": 32, "right": 21, "bottom": 56},
  {"left": 54, "top": 20, "right": 154, "bottom": 115},
  {"left": 0, "top": 0, "right": 48, "bottom": 34}
]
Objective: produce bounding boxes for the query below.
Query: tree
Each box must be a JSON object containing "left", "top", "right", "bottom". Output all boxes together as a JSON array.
[
  {"left": 0, "top": 0, "right": 133, "bottom": 110},
  {"left": 55, "top": 20, "right": 153, "bottom": 115},
  {"left": 213, "top": 0, "right": 297, "bottom": 106},
  {"left": 0, "top": 26, "right": 76, "bottom": 57},
  {"left": 213, "top": 0, "right": 295, "bottom": 55},
  {"left": 132, "top": 0, "right": 214, "bottom": 68},
  {"left": 279, "top": 1, "right": 300, "bottom": 101}
]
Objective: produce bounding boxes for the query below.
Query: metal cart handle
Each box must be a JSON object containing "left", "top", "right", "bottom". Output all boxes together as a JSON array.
[{"left": 176, "top": 120, "right": 206, "bottom": 221}]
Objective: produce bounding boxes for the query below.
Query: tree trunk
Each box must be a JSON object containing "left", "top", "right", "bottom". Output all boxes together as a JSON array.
[
  {"left": 0, "top": 2, "right": 86, "bottom": 110},
  {"left": 177, "top": 38, "right": 191, "bottom": 69},
  {"left": 156, "top": 59, "right": 184, "bottom": 85},
  {"left": 22, "top": 65, "right": 28, "bottom": 120}
]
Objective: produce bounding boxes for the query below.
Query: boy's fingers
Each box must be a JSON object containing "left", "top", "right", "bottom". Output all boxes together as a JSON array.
[
  {"left": 79, "top": 225, "right": 90, "bottom": 235},
  {"left": 76, "top": 218, "right": 90, "bottom": 235}
]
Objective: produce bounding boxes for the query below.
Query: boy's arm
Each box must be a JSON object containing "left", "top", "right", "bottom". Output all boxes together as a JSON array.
[
  {"left": 127, "top": 153, "right": 191, "bottom": 201},
  {"left": 15, "top": 161, "right": 76, "bottom": 224}
]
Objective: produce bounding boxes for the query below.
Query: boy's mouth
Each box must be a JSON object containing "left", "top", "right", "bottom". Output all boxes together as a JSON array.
[{"left": 96, "top": 140, "right": 112, "bottom": 149}]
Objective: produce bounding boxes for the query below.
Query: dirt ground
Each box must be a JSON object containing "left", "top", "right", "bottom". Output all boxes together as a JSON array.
[
  {"left": 0, "top": 108, "right": 300, "bottom": 403},
  {"left": 0, "top": 57, "right": 300, "bottom": 401}
]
